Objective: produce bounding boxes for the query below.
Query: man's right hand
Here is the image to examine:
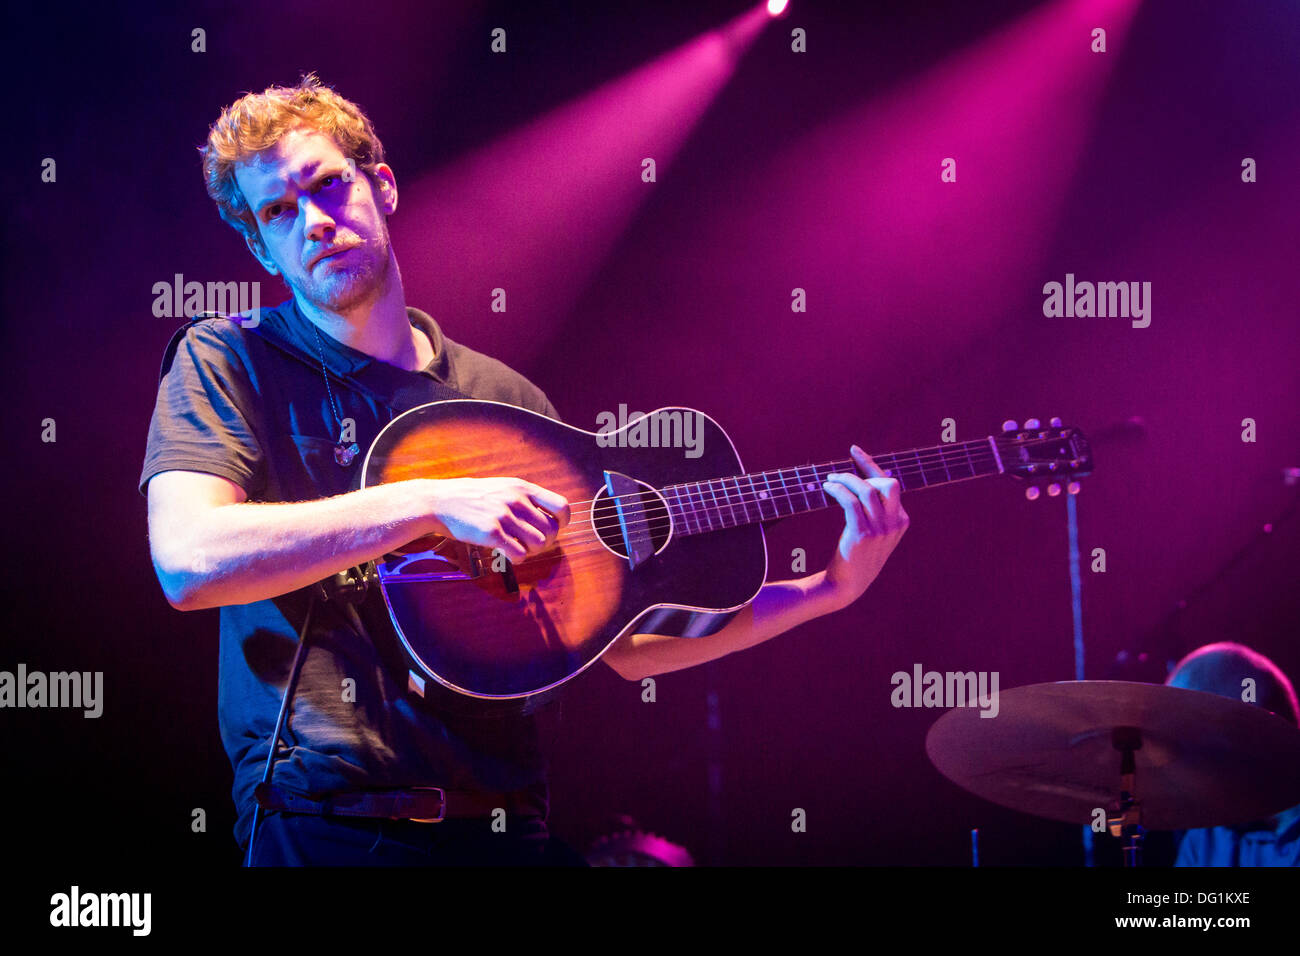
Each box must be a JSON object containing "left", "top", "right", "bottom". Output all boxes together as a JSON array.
[{"left": 423, "top": 477, "right": 571, "bottom": 562}]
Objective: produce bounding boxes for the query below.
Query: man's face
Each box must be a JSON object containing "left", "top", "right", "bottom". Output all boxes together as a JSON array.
[{"left": 235, "top": 127, "right": 397, "bottom": 313}]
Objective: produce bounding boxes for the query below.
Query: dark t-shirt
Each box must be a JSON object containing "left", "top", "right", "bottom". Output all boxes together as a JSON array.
[{"left": 139, "top": 296, "right": 561, "bottom": 847}]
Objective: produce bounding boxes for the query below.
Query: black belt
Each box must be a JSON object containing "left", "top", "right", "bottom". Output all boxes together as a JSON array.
[{"left": 254, "top": 783, "right": 537, "bottom": 823}]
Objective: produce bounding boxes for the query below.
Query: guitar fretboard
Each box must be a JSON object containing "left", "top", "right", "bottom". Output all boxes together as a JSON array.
[{"left": 661, "top": 437, "right": 1003, "bottom": 536}]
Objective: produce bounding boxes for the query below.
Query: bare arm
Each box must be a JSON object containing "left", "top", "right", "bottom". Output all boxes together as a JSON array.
[
  {"left": 602, "top": 570, "right": 849, "bottom": 682},
  {"left": 147, "top": 470, "right": 569, "bottom": 611}
]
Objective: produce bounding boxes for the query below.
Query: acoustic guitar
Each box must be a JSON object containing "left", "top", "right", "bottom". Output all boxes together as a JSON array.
[{"left": 360, "top": 401, "right": 1091, "bottom": 699}]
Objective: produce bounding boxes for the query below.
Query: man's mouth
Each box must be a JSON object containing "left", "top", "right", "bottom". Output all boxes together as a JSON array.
[{"left": 309, "top": 245, "right": 357, "bottom": 269}]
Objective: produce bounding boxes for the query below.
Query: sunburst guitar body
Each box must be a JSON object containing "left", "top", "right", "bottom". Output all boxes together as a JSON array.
[{"left": 362, "top": 400, "right": 766, "bottom": 699}]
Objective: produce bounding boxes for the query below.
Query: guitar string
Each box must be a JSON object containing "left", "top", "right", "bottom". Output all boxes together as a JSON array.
[
  {"left": 388, "top": 463, "right": 969, "bottom": 573},
  {"left": 559, "top": 470, "right": 990, "bottom": 537},
  {"left": 434, "top": 440, "right": 1015, "bottom": 508},
  {"left": 386, "top": 439, "right": 1072, "bottom": 569},
  {"left": 412, "top": 434, "right": 1057, "bottom": 517},
  {"left": 541, "top": 446, "right": 1061, "bottom": 561},
  {"left": 397, "top": 449, "right": 1004, "bottom": 569},
  {"left": 561, "top": 449, "right": 1004, "bottom": 521},
  {"left": 406, "top": 458, "right": 1000, "bottom": 568},
  {"left": 447, "top": 449, "right": 1004, "bottom": 549},
  {"left": 481, "top": 435, "right": 1064, "bottom": 522},
  {"left": 552, "top": 444, "right": 1004, "bottom": 513},
  {"left": 409, "top": 435, "right": 1061, "bottom": 528},
  {"left": 540, "top": 464, "right": 993, "bottom": 549},
  {"left": 441, "top": 447, "right": 998, "bottom": 538}
]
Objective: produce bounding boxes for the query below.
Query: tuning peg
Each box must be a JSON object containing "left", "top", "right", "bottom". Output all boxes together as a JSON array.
[
  {"left": 1025, "top": 486, "right": 1041, "bottom": 501},
  {"left": 1067, "top": 482, "right": 1081, "bottom": 495},
  {"left": 1050, "top": 417, "right": 1063, "bottom": 428},
  {"left": 1047, "top": 483, "right": 1062, "bottom": 496},
  {"left": 1002, "top": 420, "right": 1019, "bottom": 433},
  {"left": 1025, "top": 418, "right": 1041, "bottom": 429}
]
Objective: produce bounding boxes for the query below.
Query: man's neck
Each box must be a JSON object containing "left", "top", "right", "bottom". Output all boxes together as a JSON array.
[{"left": 294, "top": 256, "right": 430, "bottom": 371}]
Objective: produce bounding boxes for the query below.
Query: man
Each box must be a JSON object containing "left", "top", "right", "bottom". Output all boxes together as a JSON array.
[
  {"left": 1166, "top": 642, "right": 1300, "bottom": 866},
  {"left": 140, "top": 75, "right": 909, "bottom": 865}
]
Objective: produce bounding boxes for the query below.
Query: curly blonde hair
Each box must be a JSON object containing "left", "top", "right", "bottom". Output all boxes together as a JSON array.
[{"left": 200, "top": 73, "right": 386, "bottom": 250}]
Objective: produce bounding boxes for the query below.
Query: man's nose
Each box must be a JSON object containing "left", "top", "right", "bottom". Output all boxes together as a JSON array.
[{"left": 301, "top": 198, "right": 335, "bottom": 242}]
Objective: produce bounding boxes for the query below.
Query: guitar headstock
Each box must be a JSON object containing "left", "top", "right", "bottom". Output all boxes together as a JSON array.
[{"left": 996, "top": 418, "right": 1093, "bottom": 499}]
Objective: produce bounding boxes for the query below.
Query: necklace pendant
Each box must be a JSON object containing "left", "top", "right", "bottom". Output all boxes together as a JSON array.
[{"left": 334, "top": 442, "right": 360, "bottom": 467}]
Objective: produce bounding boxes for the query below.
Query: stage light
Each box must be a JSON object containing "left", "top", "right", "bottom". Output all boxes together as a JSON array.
[
  {"left": 766, "top": 0, "right": 789, "bottom": 17},
  {"left": 396, "top": 7, "right": 767, "bottom": 369}
]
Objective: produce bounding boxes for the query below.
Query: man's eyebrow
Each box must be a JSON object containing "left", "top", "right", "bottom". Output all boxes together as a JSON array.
[{"left": 251, "top": 160, "right": 344, "bottom": 216}]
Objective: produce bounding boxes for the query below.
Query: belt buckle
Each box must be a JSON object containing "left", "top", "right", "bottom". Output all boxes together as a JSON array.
[{"left": 400, "top": 787, "right": 446, "bottom": 823}]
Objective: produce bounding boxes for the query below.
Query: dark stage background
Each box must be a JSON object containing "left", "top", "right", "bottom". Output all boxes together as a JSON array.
[{"left": 4, "top": 0, "right": 1299, "bottom": 870}]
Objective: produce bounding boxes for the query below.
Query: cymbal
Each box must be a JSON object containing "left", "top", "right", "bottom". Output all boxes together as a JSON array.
[{"left": 925, "top": 681, "right": 1300, "bottom": 830}]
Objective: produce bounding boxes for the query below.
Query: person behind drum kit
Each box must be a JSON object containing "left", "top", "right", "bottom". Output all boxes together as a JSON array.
[{"left": 1166, "top": 642, "right": 1300, "bottom": 866}]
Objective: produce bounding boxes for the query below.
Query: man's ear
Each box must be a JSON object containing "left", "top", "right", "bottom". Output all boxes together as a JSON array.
[
  {"left": 372, "top": 163, "right": 397, "bottom": 215},
  {"left": 244, "top": 231, "right": 280, "bottom": 276}
]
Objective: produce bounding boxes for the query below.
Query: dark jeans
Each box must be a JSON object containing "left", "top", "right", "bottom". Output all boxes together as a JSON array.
[{"left": 245, "top": 810, "right": 589, "bottom": 866}]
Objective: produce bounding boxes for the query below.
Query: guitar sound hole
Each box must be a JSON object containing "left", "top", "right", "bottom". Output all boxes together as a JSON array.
[{"left": 590, "top": 484, "right": 674, "bottom": 559}]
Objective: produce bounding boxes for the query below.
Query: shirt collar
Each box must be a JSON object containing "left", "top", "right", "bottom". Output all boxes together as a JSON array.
[{"left": 285, "top": 296, "right": 446, "bottom": 378}]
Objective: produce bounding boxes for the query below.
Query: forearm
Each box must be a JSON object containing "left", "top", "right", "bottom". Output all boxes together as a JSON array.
[
  {"left": 156, "top": 479, "right": 436, "bottom": 610},
  {"left": 610, "top": 570, "right": 848, "bottom": 681}
]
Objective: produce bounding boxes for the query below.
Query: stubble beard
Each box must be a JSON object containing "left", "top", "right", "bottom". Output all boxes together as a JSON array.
[{"left": 294, "top": 230, "right": 392, "bottom": 315}]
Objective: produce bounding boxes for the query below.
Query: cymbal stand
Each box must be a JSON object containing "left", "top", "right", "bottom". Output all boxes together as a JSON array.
[{"left": 1106, "top": 726, "right": 1144, "bottom": 867}]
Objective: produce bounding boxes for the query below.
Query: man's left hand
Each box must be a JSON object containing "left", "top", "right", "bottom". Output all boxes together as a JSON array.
[{"left": 820, "top": 444, "right": 910, "bottom": 610}]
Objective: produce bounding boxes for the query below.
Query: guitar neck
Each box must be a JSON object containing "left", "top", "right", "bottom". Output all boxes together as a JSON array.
[{"left": 661, "top": 437, "right": 1004, "bottom": 536}]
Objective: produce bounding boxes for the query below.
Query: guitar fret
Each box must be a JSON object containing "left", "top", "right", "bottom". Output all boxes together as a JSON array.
[
  {"left": 923, "top": 448, "right": 946, "bottom": 486},
  {"left": 879, "top": 455, "right": 902, "bottom": 491},
  {"left": 671, "top": 486, "right": 697, "bottom": 536},
  {"left": 700, "top": 481, "right": 718, "bottom": 531},
  {"left": 664, "top": 486, "right": 681, "bottom": 534},
  {"left": 939, "top": 446, "right": 953, "bottom": 483},
  {"left": 707, "top": 481, "right": 728, "bottom": 528},
  {"left": 784, "top": 466, "right": 801, "bottom": 511},
  {"left": 688, "top": 482, "right": 712, "bottom": 532},
  {"left": 792, "top": 465, "right": 811, "bottom": 512},
  {"left": 685, "top": 486, "right": 702, "bottom": 535},
  {"left": 961, "top": 441, "right": 977, "bottom": 480},
  {"left": 673, "top": 487, "right": 687, "bottom": 536},
  {"left": 807, "top": 464, "right": 829, "bottom": 508},
  {"left": 706, "top": 479, "right": 730, "bottom": 528},
  {"left": 913, "top": 450, "right": 928, "bottom": 488},
  {"left": 747, "top": 473, "right": 771, "bottom": 521},
  {"left": 717, "top": 477, "right": 739, "bottom": 527},
  {"left": 762, "top": 471, "right": 780, "bottom": 518},
  {"left": 775, "top": 468, "right": 795, "bottom": 517},
  {"left": 722, "top": 478, "right": 739, "bottom": 527},
  {"left": 731, "top": 476, "right": 754, "bottom": 524},
  {"left": 686, "top": 481, "right": 707, "bottom": 535},
  {"left": 797, "top": 466, "right": 814, "bottom": 510},
  {"left": 804, "top": 465, "right": 824, "bottom": 510},
  {"left": 734, "top": 476, "right": 751, "bottom": 524},
  {"left": 688, "top": 485, "right": 706, "bottom": 534}
]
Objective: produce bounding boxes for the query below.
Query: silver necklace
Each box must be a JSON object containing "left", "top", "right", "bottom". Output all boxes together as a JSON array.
[{"left": 311, "top": 323, "right": 361, "bottom": 467}]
